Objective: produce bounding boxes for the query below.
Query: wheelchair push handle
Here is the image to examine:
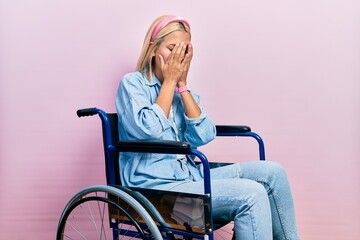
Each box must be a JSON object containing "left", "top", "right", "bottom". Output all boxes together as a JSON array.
[{"left": 77, "top": 108, "right": 98, "bottom": 117}]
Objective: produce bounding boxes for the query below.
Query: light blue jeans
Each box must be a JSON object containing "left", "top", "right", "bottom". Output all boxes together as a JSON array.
[{"left": 167, "top": 161, "right": 300, "bottom": 240}]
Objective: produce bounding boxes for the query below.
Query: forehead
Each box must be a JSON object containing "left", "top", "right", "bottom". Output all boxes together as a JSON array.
[{"left": 161, "top": 30, "right": 190, "bottom": 45}]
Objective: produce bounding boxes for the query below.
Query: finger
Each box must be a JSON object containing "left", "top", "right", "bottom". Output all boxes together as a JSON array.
[
  {"left": 169, "top": 43, "right": 180, "bottom": 62},
  {"left": 187, "top": 43, "right": 193, "bottom": 59},
  {"left": 158, "top": 54, "right": 165, "bottom": 70},
  {"left": 164, "top": 44, "right": 175, "bottom": 65},
  {"left": 174, "top": 42, "right": 185, "bottom": 62},
  {"left": 184, "top": 45, "right": 193, "bottom": 66},
  {"left": 179, "top": 43, "right": 187, "bottom": 62},
  {"left": 182, "top": 54, "right": 190, "bottom": 71},
  {"left": 183, "top": 46, "right": 192, "bottom": 68}
]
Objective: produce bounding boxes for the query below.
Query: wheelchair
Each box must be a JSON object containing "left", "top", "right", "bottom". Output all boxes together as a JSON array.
[{"left": 57, "top": 108, "right": 266, "bottom": 240}]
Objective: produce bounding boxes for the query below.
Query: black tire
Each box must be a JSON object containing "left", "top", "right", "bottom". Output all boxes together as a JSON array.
[{"left": 57, "top": 185, "right": 162, "bottom": 240}]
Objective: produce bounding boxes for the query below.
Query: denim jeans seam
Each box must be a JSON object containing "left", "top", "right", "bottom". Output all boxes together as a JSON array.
[
  {"left": 256, "top": 179, "right": 290, "bottom": 240},
  {"left": 248, "top": 203, "right": 258, "bottom": 240},
  {"left": 213, "top": 196, "right": 258, "bottom": 240},
  {"left": 240, "top": 199, "right": 258, "bottom": 240}
]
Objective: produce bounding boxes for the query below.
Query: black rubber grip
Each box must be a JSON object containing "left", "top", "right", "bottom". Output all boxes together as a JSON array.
[
  {"left": 77, "top": 108, "right": 97, "bottom": 117},
  {"left": 216, "top": 125, "right": 251, "bottom": 134}
]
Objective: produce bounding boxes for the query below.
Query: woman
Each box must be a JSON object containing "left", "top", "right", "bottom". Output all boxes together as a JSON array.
[{"left": 115, "top": 15, "right": 300, "bottom": 240}]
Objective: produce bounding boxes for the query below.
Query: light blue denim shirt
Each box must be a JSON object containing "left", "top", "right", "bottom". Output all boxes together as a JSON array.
[{"left": 115, "top": 71, "right": 216, "bottom": 189}]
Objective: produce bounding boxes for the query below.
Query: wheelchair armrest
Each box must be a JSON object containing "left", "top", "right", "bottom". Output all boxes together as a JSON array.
[
  {"left": 115, "top": 140, "right": 191, "bottom": 154},
  {"left": 216, "top": 125, "right": 266, "bottom": 160},
  {"left": 216, "top": 125, "right": 251, "bottom": 136}
]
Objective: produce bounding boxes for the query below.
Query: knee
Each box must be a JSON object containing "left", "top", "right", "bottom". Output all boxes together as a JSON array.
[
  {"left": 244, "top": 180, "right": 269, "bottom": 207},
  {"left": 266, "top": 161, "right": 288, "bottom": 181},
  {"left": 257, "top": 161, "right": 290, "bottom": 195},
  {"left": 234, "top": 181, "right": 271, "bottom": 221},
  {"left": 213, "top": 179, "right": 268, "bottom": 207},
  {"left": 212, "top": 179, "right": 271, "bottom": 221}
]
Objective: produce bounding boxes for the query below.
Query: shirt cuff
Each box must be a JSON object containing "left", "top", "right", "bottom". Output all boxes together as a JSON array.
[
  {"left": 184, "top": 107, "right": 207, "bottom": 125},
  {"left": 150, "top": 103, "right": 171, "bottom": 130}
]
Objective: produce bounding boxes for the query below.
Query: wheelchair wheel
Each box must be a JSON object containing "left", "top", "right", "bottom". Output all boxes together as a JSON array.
[{"left": 57, "top": 185, "right": 162, "bottom": 240}]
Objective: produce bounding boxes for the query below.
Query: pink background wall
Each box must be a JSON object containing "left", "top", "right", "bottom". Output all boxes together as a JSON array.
[{"left": 1, "top": 0, "right": 359, "bottom": 239}]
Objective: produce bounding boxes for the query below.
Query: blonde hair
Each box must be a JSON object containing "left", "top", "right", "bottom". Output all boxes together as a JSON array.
[{"left": 136, "top": 15, "right": 191, "bottom": 81}]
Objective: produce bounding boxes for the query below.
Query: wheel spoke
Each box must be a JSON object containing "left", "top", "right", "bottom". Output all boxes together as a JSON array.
[
  {"left": 64, "top": 217, "right": 87, "bottom": 239},
  {"left": 57, "top": 187, "right": 162, "bottom": 240}
]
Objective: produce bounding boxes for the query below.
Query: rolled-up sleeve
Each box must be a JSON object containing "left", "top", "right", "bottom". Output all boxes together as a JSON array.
[
  {"left": 116, "top": 72, "right": 171, "bottom": 140},
  {"left": 182, "top": 92, "right": 217, "bottom": 147}
]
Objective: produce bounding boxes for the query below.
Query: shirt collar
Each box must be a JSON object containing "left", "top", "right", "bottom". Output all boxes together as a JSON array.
[{"left": 144, "top": 72, "right": 162, "bottom": 86}]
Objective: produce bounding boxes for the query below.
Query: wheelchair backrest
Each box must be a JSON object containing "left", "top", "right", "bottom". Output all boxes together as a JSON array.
[{"left": 100, "top": 113, "right": 121, "bottom": 186}]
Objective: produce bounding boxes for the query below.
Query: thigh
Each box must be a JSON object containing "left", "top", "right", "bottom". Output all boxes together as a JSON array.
[
  {"left": 210, "top": 162, "right": 242, "bottom": 179},
  {"left": 211, "top": 161, "right": 286, "bottom": 183},
  {"left": 167, "top": 161, "right": 278, "bottom": 193}
]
